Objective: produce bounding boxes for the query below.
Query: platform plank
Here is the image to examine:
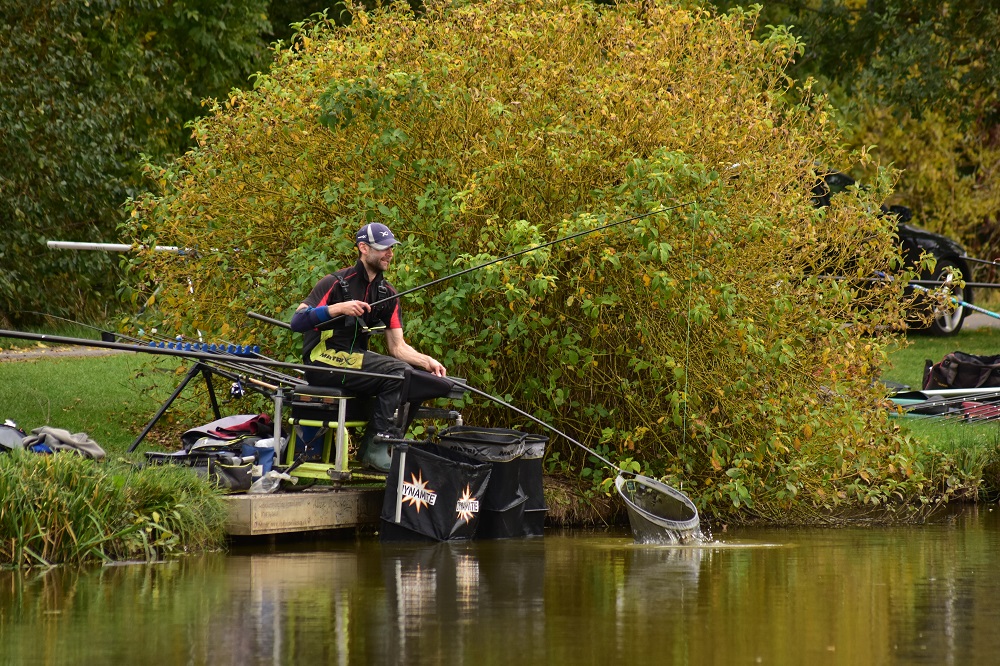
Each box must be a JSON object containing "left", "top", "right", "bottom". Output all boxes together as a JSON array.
[{"left": 222, "top": 487, "right": 384, "bottom": 536}]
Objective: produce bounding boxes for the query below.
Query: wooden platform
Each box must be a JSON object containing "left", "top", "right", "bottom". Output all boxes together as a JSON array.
[{"left": 222, "top": 486, "right": 384, "bottom": 536}]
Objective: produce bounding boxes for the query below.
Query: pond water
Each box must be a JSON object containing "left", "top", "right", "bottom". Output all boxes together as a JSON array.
[{"left": 4, "top": 507, "right": 1000, "bottom": 665}]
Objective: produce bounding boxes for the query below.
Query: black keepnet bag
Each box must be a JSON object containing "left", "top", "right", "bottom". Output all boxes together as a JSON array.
[
  {"left": 923, "top": 352, "right": 1000, "bottom": 390},
  {"left": 381, "top": 443, "right": 492, "bottom": 542}
]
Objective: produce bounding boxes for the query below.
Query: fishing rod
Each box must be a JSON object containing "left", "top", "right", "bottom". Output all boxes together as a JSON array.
[
  {"left": 962, "top": 255, "right": 1000, "bottom": 268},
  {"left": 248, "top": 311, "right": 291, "bottom": 330},
  {"left": 46, "top": 241, "right": 187, "bottom": 254},
  {"left": 369, "top": 202, "right": 695, "bottom": 310},
  {"left": 818, "top": 275, "right": 1000, "bottom": 290},
  {"left": 1, "top": 326, "right": 401, "bottom": 454},
  {"left": 0, "top": 330, "right": 405, "bottom": 382},
  {"left": 890, "top": 388, "right": 1000, "bottom": 424},
  {"left": 895, "top": 391, "right": 1000, "bottom": 412},
  {"left": 820, "top": 273, "right": 1000, "bottom": 322},
  {"left": 909, "top": 284, "right": 1000, "bottom": 321},
  {"left": 899, "top": 400, "right": 1000, "bottom": 425},
  {"left": 249, "top": 202, "right": 696, "bottom": 331},
  {"left": 22, "top": 312, "right": 301, "bottom": 388},
  {"left": 320, "top": 202, "right": 696, "bottom": 328}
]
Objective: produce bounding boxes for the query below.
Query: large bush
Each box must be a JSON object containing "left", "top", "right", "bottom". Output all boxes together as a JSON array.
[{"left": 124, "top": 0, "right": 967, "bottom": 522}]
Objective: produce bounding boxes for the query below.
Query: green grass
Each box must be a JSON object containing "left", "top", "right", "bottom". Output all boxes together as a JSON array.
[
  {"left": 0, "top": 450, "right": 226, "bottom": 567},
  {"left": 0, "top": 353, "right": 186, "bottom": 454},
  {"left": 902, "top": 417, "right": 1000, "bottom": 453}
]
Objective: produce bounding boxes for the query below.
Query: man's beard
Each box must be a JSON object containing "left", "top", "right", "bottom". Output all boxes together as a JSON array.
[{"left": 363, "top": 253, "right": 386, "bottom": 275}]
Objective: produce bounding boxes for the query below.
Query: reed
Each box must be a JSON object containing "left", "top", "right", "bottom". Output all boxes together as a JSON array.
[{"left": 0, "top": 451, "right": 226, "bottom": 567}]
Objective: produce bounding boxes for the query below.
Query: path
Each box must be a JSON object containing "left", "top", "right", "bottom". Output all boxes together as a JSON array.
[{"left": 0, "top": 345, "right": 124, "bottom": 362}]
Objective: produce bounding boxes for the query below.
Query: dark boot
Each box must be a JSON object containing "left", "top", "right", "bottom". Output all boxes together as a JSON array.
[{"left": 358, "top": 427, "right": 394, "bottom": 473}]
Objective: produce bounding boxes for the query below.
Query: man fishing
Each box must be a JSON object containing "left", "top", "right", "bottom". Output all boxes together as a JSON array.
[{"left": 289, "top": 222, "right": 450, "bottom": 472}]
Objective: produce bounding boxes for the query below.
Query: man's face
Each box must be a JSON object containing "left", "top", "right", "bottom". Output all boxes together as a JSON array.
[{"left": 360, "top": 243, "right": 394, "bottom": 273}]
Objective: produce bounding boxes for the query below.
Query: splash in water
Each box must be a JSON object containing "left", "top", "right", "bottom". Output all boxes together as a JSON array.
[{"left": 615, "top": 475, "right": 702, "bottom": 545}]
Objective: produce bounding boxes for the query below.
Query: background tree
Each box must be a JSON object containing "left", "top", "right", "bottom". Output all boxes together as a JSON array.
[
  {"left": 0, "top": 0, "right": 269, "bottom": 327},
  {"left": 706, "top": 0, "right": 1000, "bottom": 271}
]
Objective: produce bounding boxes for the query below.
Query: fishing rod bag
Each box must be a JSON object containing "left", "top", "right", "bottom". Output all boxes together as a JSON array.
[
  {"left": 381, "top": 443, "right": 492, "bottom": 542},
  {"left": 922, "top": 352, "right": 1000, "bottom": 390}
]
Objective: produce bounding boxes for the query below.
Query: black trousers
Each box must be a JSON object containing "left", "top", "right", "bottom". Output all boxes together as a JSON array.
[{"left": 305, "top": 351, "right": 453, "bottom": 437}]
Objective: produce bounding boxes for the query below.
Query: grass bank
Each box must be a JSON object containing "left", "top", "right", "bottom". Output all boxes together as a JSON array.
[
  {"left": 883, "top": 327, "right": 1000, "bottom": 501},
  {"left": 0, "top": 451, "right": 226, "bottom": 567},
  {"left": 0, "top": 346, "right": 235, "bottom": 566}
]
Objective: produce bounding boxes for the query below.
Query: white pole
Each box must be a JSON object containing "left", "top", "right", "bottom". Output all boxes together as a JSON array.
[{"left": 46, "top": 241, "right": 183, "bottom": 253}]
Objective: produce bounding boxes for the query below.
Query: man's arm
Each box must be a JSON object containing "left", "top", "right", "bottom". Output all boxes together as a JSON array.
[
  {"left": 288, "top": 274, "right": 374, "bottom": 332},
  {"left": 384, "top": 328, "right": 447, "bottom": 377},
  {"left": 290, "top": 300, "right": 372, "bottom": 332}
]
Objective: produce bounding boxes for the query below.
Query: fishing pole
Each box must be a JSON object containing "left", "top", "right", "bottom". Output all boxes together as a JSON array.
[
  {"left": 962, "top": 255, "right": 1000, "bottom": 269},
  {"left": 310, "top": 202, "right": 697, "bottom": 328},
  {"left": 909, "top": 284, "right": 1000, "bottom": 321},
  {"left": 0, "top": 330, "right": 405, "bottom": 382},
  {"left": 818, "top": 275, "right": 1000, "bottom": 290},
  {"left": 899, "top": 399, "right": 1000, "bottom": 424},
  {"left": 249, "top": 202, "right": 696, "bottom": 330},
  {"left": 888, "top": 386, "right": 1000, "bottom": 424},
  {"left": 372, "top": 202, "right": 695, "bottom": 308},
  {"left": 22, "top": 312, "right": 301, "bottom": 387},
  {"left": 2, "top": 325, "right": 396, "bottom": 455}
]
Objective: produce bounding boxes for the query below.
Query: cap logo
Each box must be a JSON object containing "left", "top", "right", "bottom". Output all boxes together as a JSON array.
[{"left": 357, "top": 223, "right": 398, "bottom": 250}]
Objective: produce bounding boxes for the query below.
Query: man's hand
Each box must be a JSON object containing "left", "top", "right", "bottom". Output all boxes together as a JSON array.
[
  {"left": 333, "top": 300, "right": 371, "bottom": 317},
  {"left": 427, "top": 357, "right": 447, "bottom": 377}
]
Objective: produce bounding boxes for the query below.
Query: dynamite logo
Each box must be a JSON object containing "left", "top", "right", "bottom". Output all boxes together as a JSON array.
[
  {"left": 401, "top": 471, "right": 437, "bottom": 513},
  {"left": 455, "top": 485, "right": 480, "bottom": 523}
]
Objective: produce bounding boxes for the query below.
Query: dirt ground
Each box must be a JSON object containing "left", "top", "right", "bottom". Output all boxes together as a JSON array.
[
  {"left": 0, "top": 345, "right": 124, "bottom": 362},
  {"left": 966, "top": 312, "right": 1000, "bottom": 329}
]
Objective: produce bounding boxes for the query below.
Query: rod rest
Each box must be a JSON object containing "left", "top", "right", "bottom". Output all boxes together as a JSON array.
[
  {"left": 147, "top": 341, "right": 261, "bottom": 356},
  {"left": 444, "top": 377, "right": 470, "bottom": 400}
]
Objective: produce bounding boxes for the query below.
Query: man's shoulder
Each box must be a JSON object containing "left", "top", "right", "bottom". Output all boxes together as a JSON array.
[
  {"left": 332, "top": 263, "right": 362, "bottom": 281},
  {"left": 315, "top": 266, "right": 359, "bottom": 287}
]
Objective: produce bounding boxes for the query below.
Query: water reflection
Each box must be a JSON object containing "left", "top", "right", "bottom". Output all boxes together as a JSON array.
[{"left": 6, "top": 510, "right": 1000, "bottom": 664}]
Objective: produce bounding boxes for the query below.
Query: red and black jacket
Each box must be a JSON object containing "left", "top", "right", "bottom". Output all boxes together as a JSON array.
[{"left": 294, "top": 260, "right": 403, "bottom": 362}]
